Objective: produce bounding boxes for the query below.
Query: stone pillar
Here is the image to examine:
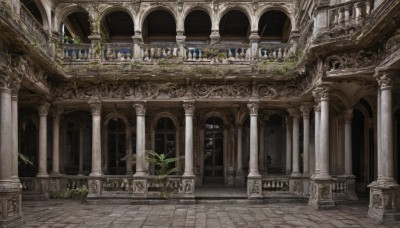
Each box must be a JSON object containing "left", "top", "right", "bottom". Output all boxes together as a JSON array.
[
  {"left": 11, "top": 83, "right": 20, "bottom": 182},
  {"left": 89, "top": 100, "right": 102, "bottom": 177},
  {"left": 236, "top": 124, "right": 244, "bottom": 186},
  {"left": 313, "top": 104, "right": 321, "bottom": 176},
  {"left": 133, "top": 102, "right": 146, "bottom": 177},
  {"left": 377, "top": 89, "right": 382, "bottom": 180},
  {"left": 285, "top": 117, "right": 292, "bottom": 175},
  {"left": 309, "top": 86, "right": 334, "bottom": 209},
  {"left": 0, "top": 75, "right": 24, "bottom": 228},
  {"left": 247, "top": 102, "right": 262, "bottom": 198},
  {"left": 37, "top": 102, "right": 50, "bottom": 177},
  {"left": 249, "top": 32, "right": 260, "bottom": 61},
  {"left": 301, "top": 106, "right": 311, "bottom": 176},
  {"left": 78, "top": 127, "right": 84, "bottom": 175},
  {"left": 368, "top": 73, "right": 400, "bottom": 221},
  {"left": 126, "top": 125, "right": 133, "bottom": 175},
  {"left": 132, "top": 33, "right": 143, "bottom": 61},
  {"left": 176, "top": 31, "right": 186, "bottom": 60},
  {"left": 259, "top": 121, "right": 265, "bottom": 172},
  {"left": 289, "top": 109, "right": 301, "bottom": 177},
  {"left": 342, "top": 109, "right": 358, "bottom": 200},
  {"left": 51, "top": 108, "right": 63, "bottom": 177},
  {"left": 183, "top": 101, "right": 195, "bottom": 177}
]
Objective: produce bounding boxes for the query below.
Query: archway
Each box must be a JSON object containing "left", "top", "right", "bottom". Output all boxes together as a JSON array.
[
  {"left": 219, "top": 10, "right": 250, "bottom": 42},
  {"left": 258, "top": 10, "right": 291, "bottom": 43},
  {"left": 143, "top": 10, "right": 177, "bottom": 43},
  {"left": 61, "top": 12, "right": 91, "bottom": 44},
  {"left": 21, "top": 0, "right": 44, "bottom": 25},
  {"left": 204, "top": 117, "right": 224, "bottom": 184},
  {"left": 264, "top": 114, "right": 286, "bottom": 174},
  {"left": 184, "top": 10, "right": 211, "bottom": 42}
]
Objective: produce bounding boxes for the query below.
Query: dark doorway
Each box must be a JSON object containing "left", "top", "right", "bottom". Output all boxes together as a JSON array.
[{"left": 204, "top": 117, "right": 224, "bottom": 184}]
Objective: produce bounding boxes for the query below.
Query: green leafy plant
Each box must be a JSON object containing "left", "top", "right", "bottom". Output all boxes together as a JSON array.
[
  {"left": 18, "top": 153, "right": 33, "bottom": 165},
  {"left": 49, "top": 186, "right": 88, "bottom": 200},
  {"left": 146, "top": 150, "right": 183, "bottom": 198}
]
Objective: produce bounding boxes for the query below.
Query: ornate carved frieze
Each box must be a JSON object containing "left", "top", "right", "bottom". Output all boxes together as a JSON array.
[{"left": 326, "top": 50, "right": 377, "bottom": 72}]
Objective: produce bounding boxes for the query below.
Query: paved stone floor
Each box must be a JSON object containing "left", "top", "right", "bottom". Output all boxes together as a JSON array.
[{"left": 22, "top": 200, "right": 400, "bottom": 228}]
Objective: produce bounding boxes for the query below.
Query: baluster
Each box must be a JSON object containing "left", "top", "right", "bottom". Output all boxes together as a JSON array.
[
  {"left": 144, "top": 48, "right": 149, "bottom": 61},
  {"left": 193, "top": 51, "right": 198, "bottom": 60},
  {"left": 365, "top": 1, "right": 371, "bottom": 15},
  {"left": 228, "top": 49, "right": 233, "bottom": 60}
]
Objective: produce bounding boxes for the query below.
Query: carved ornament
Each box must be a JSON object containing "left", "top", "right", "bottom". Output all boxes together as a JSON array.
[
  {"left": 37, "top": 102, "right": 50, "bottom": 116},
  {"left": 133, "top": 103, "right": 146, "bottom": 116},
  {"left": 88, "top": 100, "right": 102, "bottom": 115},
  {"left": 247, "top": 103, "right": 259, "bottom": 116},
  {"left": 183, "top": 101, "right": 195, "bottom": 115}
]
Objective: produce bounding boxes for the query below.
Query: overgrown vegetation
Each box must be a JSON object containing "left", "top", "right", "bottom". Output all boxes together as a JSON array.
[
  {"left": 146, "top": 150, "right": 183, "bottom": 199},
  {"left": 49, "top": 186, "right": 88, "bottom": 200}
]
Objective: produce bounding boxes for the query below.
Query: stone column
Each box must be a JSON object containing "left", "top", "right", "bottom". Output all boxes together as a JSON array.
[
  {"left": 247, "top": 102, "right": 262, "bottom": 198},
  {"left": 133, "top": 102, "right": 146, "bottom": 177},
  {"left": 236, "top": 124, "right": 244, "bottom": 186},
  {"left": 313, "top": 104, "right": 321, "bottom": 176},
  {"left": 309, "top": 86, "right": 334, "bottom": 209},
  {"left": 259, "top": 121, "right": 265, "bottom": 171},
  {"left": 126, "top": 125, "right": 133, "bottom": 175},
  {"left": 11, "top": 83, "right": 20, "bottom": 182},
  {"left": 37, "top": 102, "right": 50, "bottom": 177},
  {"left": 301, "top": 106, "right": 311, "bottom": 176},
  {"left": 89, "top": 100, "right": 102, "bottom": 177},
  {"left": 78, "top": 127, "right": 84, "bottom": 175},
  {"left": 0, "top": 85, "right": 13, "bottom": 181},
  {"left": 286, "top": 117, "right": 292, "bottom": 175},
  {"left": 0, "top": 75, "right": 24, "bottom": 227},
  {"left": 368, "top": 73, "right": 400, "bottom": 221},
  {"left": 289, "top": 109, "right": 301, "bottom": 177},
  {"left": 176, "top": 31, "right": 186, "bottom": 60},
  {"left": 342, "top": 109, "right": 358, "bottom": 200},
  {"left": 132, "top": 33, "right": 143, "bottom": 61},
  {"left": 183, "top": 101, "right": 195, "bottom": 177},
  {"left": 51, "top": 108, "right": 63, "bottom": 176},
  {"left": 249, "top": 32, "right": 260, "bottom": 60}
]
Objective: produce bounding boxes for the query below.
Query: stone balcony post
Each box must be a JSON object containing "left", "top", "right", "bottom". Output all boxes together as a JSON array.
[
  {"left": 249, "top": 32, "right": 260, "bottom": 61},
  {"left": 176, "top": 31, "right": 186, "bottom": 60},
  {"left": 132, "top": 32, "right": 143, "bottom": 61}
]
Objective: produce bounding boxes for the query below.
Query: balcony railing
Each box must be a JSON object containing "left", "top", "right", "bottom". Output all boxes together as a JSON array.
[
  {"left": 328, "top": 0, "right": 372, "bottom": 29},
  {"left": 59, "top": 42, "right": 296, "bottom": 64},
  {"left": 20, "top": 4, "right": 49, "bottom": 51}
]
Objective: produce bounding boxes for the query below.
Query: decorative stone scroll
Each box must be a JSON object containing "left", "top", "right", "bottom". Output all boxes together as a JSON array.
[{"left": 377, "top": 73, "right": 393, "bottom": 89}]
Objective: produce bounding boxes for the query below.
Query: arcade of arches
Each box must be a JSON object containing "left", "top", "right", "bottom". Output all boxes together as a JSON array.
[{"left": 1, "top": 0, "right": 400, "bottom": 226}]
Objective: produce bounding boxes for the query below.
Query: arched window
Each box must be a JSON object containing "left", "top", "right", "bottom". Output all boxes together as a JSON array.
[
  {"left": 61, "top": 12, "right": 91, "bottom": 44},
  {"left": 143, "top": 10, "right": 177, "bottom": 43},
  {"left": 258, "top": 10, "right": 291, "bottom": 43},
  {"left": 100, "top": 11, "right": 135, "bottom": 43},
  {"left": 185, "top": 10, "right": 211, "bottom": 42},
  {"left": 204, "top": 117, "right": 224, "bottom": 183},
  {"left": 219, "top": 10, "right": 250, "bottom": 42}
]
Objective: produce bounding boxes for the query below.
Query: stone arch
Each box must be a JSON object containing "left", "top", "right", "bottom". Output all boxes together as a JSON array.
[
  {"left": 217, "top": 5, "right": 252, "bottom": 32},
  {"left": 103, "top": 113, "right": 131, "bottom": 127},
  {"left": 183, "top": 6, "right": 212, "bottom": 41},
  {"left": 22, "top": 0, "right": 50, "bottom": 30},
  {"left": 98, "top": 5, "right": 136, "bottom": 25},
  {"left": 183, "top": 4, "right": 213, "bottom": 20},
  {"left": 151, "top": 112, "right": 180, "bottom": 130},
  {"left": 139, "top": 5, "right": 177, "bottom": 32},
  {"left": 256, "top": 6, "right": 296, "bottom": 32},
  {"left": 200, "top": 111, "right": 231, "bottom": 127}
]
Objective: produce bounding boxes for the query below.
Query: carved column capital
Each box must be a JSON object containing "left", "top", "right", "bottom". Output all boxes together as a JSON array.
[
  {"left": 0, "top": 73, "right": 12, "bottom": 90},
  {"left": 247, "top": 102, "right": 259, "bottom": 116},
  {"left": 183, "top": 101, "right": 195, "bottom": 115},
  {"left": 301, "top": 106, "right": 312, "bottom": 119},
  {"left": 88, "top": 100, "right": 102, "bottom": 116},
  {"left": 377, "top": 72, "right": 394, "bottom": 90},
  {"left": 133, "top": 102, "right": 146, "bottom": 116},
  {"left": 285, "top": 116, "right": 292, "bottom": 126},
  {"left": 52, "top": 107, "right": 64, "bottom": 120},
  {"left": 343, "top": 109, "right": 353, "bottom": 123},
  {"left": 38, "top": 102, "right": 50, "bottom": 116},
  {"left": 313, "top": 85, "right": 330, "bottom": 101},
  {"left": 314, "top": 103, "right": 321, "bottom": 112}
]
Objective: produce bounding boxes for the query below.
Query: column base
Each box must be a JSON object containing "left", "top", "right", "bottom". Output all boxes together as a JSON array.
[
  {"left": 36, "top": 173, "right": 49, "bottom": 178},
  {"left": 308, "top": 178, "right": 335, "bottom": 210},
  {"left": 89, "top": 171, "right": 103, "bottom": 177},
  {"left": 87, "top": 178, "right": 102, "bottom": 198},
  {"left": 132, "top": 176, "right": 148, "bottom": 199},
  {"left": 50, "top": 172, "right": 61, "bottom": 178},
  {"left": 247, "top": 176, "right": 262, "bottom": 199},
  {"left": 368, "top": 182, "right": 400, "bottom": 221},
  {"left": 0, "top": 181, "right": 25, "bottom": 227},
  {"left": 290, "top": 176, "right": 304, "bottom": 196}
]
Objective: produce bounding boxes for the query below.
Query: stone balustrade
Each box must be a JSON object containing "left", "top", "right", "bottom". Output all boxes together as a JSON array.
[
  {"left": 141, "top": 45, "right": 179, "bottom": 61},
  {"left": 60, "top": 44, "right": 92, "bottom": 61},
  {"left": 262, "top": 176, "right": 290, "bottom": 192},
  {"left": 103, "top": 43, "right": 134, "bottom": 61},
  {"left": 328, "top": 0, "right": 372, "bottom": 28},
  {"left": 258, "top": 43, "right": 294, "bottom": 61}
]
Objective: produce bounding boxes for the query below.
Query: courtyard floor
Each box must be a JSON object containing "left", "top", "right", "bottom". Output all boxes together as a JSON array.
[{"left": 22, "top": 199, "right": 400, "bottom": 228}]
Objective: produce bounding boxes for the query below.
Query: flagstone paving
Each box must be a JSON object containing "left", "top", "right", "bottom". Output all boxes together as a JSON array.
[{"left": 22, "top": 200, "right": 400, "bottom": 227}]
